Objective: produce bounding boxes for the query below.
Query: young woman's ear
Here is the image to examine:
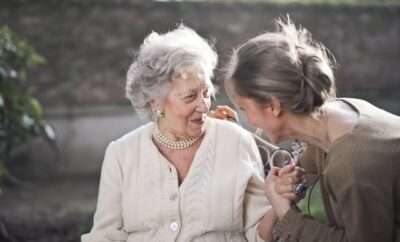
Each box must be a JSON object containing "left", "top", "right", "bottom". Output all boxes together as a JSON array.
[{"left": 269, "top": 96, "right": 282, "bottom": 117}]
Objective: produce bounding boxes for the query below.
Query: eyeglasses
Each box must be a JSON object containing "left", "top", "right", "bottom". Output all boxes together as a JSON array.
[
  {"left": 258, "top": 145, "right": 297, "bottom": 172},
  {"left": 253, "top": 129, "right": 308, "bottom": 195},
  {"left": 268, "top": 148, "right": 296, "bottom": 168},
  {"left": 253, "top": 130, "right": 303, "bottom": 169}
]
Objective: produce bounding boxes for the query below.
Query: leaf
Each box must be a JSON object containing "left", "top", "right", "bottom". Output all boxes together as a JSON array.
[
  {"left": 43, "top": 123, "right": 56, "bottom": 141},
  {"left": 21, "top": 113, "right": 34, "bottom": 129},
  {"left": 0, "top": 67, "right": 7, "bottom": 80},
  {"left": 0, "top": 161, "right": 10, "bottom": 181},
  {"left": 28, "top": 97, "right": 43, "bottom": 120},
  {"left": 0, "top": 25, "right": 56, "bottom": 178},
  {"left": 41, "top": 123, "right": 59, "bottom": 158}
]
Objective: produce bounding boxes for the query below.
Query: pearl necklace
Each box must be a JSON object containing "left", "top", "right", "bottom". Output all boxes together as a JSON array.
[{"left": 152, "top": 123, "right": 200, "bottom": 150}]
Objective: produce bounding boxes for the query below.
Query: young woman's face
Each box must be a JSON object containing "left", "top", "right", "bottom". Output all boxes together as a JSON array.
[
  {"left": 234, "top": 95, "right": 285, "bottom": 144},
  {"left": 160, "top": 68, "right": 212, "bottom": 138}
]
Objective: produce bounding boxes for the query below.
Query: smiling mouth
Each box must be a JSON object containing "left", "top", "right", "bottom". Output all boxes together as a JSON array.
[{"left": 190, "top": 117, "right": 206, "bottom": 125}]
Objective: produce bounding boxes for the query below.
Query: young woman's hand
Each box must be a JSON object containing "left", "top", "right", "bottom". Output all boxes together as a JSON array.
[
  {"left": 264, "top": 164, "right": 307, "bottom": 219},
  {"left": 275, "top": 164, "right": 307, "bottom": 202},
  {"left": 208, "top": 105, "right": 238, "bottom": 122}
]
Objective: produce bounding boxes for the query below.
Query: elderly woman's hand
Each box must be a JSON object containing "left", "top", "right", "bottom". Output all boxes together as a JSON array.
[
  {"left": 208, "top": 105, "right": 238, "bottom": 122},
  {"left": 275, "top": 164, "right": 307, "bottom": 202},
  {"left": 264, "top": 167, "right": 292, "bottom": 219}
]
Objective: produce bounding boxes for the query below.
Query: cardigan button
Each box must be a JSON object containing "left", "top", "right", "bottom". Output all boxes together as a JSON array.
[
  {"left": 169, "top": 221, "right": 179, "bottom": 232},
  {"left": 169, "top": 193, "right": 177, "bottom": 201}
]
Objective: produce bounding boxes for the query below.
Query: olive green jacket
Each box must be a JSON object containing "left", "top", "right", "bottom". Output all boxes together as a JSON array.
[{"left": 275, "top": 98, "right": 400, "bottom": 242}]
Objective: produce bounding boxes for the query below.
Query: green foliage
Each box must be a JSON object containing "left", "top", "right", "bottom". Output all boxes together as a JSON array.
[
  {"left": 0, "top": 26, "right": 56, "bottom": 185},
  {"left": 298, "top": 181, "right": 327, "bottom": 223}
]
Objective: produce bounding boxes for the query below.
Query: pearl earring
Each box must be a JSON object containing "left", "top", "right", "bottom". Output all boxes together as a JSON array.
[{"left": 154, "top": 109, "right": 165, "bottom": 120}]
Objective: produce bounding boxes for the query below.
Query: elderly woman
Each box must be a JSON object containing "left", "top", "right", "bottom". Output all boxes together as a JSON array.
[
  {"left": 81, "top": 25, "right": 295, "bottom": 242},
  {"left": 225, "top": 18, "right": 400, "bottom": 242}
]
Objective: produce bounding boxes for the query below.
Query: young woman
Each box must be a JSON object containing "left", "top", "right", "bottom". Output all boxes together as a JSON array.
[{"left": 225, "top": 18, "right": 400, "bottom": 242}]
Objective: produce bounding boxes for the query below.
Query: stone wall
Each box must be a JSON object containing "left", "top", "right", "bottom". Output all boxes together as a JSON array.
[{"left": 1, "top": 1, "right": 399, "bottom": 110}]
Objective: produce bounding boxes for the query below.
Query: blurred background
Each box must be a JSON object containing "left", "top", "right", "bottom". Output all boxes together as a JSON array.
[{"left": 0, "top": 0, "right": 399, "bottom": 241}]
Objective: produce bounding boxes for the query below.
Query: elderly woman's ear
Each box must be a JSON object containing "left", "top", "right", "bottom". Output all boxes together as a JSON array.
[
  {"left": 149, "top": 99, "right": 163, "bottom": 112},
  {"left": 149, "top": 99, "right": 157, "bottom": 110},
  {"left": 148, "top": 99, "right": 165, "bottom": 120}
]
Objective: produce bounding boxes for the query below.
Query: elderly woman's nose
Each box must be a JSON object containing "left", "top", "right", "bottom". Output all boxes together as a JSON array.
[{"left": 196, "top": 97, "right": 209, "bottom": 112}]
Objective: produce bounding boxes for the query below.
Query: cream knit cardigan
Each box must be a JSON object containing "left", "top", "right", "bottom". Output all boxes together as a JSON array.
[{"left": 82, "top": 118, "right": 271, "bottom": 242}]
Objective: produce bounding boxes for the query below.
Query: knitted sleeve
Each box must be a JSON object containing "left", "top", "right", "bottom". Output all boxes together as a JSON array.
[
  {"left": 241, "top": 131, "right": 271, "bottom": 242},
  {"left": 81, "top": 141, "right": 128, "bottom": 242}
]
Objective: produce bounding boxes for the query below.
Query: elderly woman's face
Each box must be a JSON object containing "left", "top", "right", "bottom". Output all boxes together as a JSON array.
[{"left": 161, "top": 68, "right": 211, "bottom": 138}]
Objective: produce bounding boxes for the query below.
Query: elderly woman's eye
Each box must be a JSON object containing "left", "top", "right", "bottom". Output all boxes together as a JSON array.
[
  {"left": 203, "top": 89, "right": 210, "bottom": 98},
  {"left": 185, "top": 94, "right": 196, "bottom": 100}
]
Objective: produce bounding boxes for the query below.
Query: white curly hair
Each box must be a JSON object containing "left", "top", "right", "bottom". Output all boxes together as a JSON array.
[{"left": 126, "top": 24, "right": 218, "bottom": 119}]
